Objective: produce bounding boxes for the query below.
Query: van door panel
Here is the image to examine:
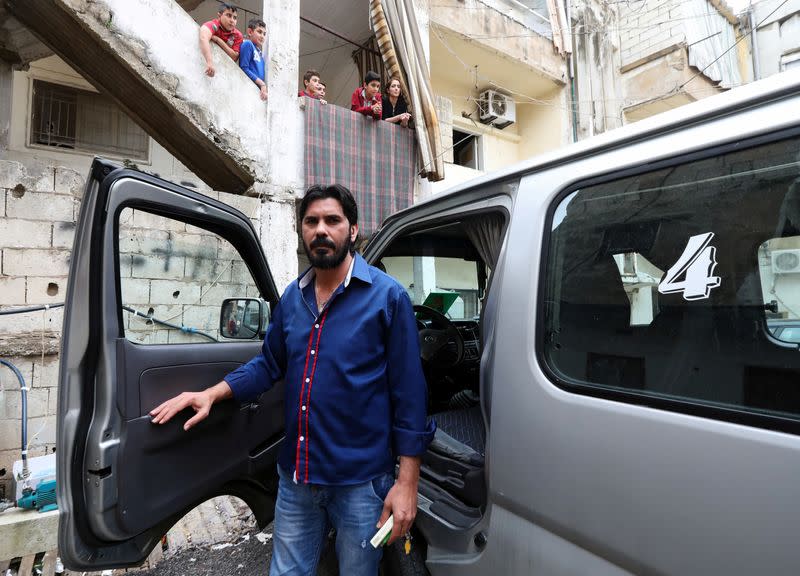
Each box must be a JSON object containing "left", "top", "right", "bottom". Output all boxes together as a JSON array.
[{"left": 58, "top": 161, "right": 282, "bottom": 570}]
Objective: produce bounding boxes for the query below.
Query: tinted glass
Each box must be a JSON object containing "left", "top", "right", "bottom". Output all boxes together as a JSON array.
[{"left": 543, "top": 136, "right": 800, "bottom": 423}]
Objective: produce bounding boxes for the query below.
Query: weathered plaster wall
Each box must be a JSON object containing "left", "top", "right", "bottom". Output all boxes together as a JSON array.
[
  {"left": 621, "top": 46, "right": 721, "bottom": 122},
  {"left": 572, "top": 0, "right": 624, "bottom": 139},
  {"left": 515, "top": 87, "right": 568, "bottom": 159},
  {"left": 753, "top": 0, "right": 800, "bottom": 78},
  {"left": 0, "top": 62, "right": 11, "bottom": 150},
  {"left": 99, "top": 0, "right": 270, "bottom": 175},
  {"left": 431, "top": 0, "right": 566, "bottom": 85}
]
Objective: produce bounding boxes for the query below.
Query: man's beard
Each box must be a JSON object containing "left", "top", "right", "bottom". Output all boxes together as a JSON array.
[{"left": 304, "top": 234, "right": 353, "bottom": 270}]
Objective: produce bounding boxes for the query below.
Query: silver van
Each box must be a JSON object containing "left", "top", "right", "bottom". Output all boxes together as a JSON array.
[{"left": 58, "top": 70, "right": 800, "bottom": 575}]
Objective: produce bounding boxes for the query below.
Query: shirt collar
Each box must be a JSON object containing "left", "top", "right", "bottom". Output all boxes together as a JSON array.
[{"left": 297, "top": 253, "right": 372, "bottom": 290}]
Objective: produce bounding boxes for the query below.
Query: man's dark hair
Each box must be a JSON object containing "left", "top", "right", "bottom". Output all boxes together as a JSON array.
[
  {"left": 247, "top": 18, "right": 266, "bottom": 30},
  {"left": 364, "top": 70, "right": 380, "bottom": 85},
  {"left": 218, "top": 2, "right": 238, "bottom": 13},
  {"left": 299, "top": 184, "right": 358, "bottom": 228}
]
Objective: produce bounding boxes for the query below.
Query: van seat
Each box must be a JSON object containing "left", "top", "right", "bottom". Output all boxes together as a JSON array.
[
  {"left": 423, "top": 406, "right": 486, "bottom": 508},
  {"left": 431, "top": 406, "right": 485, "bottom": 456}
]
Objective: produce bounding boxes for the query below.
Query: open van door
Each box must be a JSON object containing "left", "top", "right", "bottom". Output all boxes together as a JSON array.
[{"left": 57, "top": 159, "right": 284, "bottom": 570}]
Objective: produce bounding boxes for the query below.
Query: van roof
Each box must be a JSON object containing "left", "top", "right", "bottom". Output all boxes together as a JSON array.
[{"left": 409, "top": 68, "right": 800, "bottom": 209}]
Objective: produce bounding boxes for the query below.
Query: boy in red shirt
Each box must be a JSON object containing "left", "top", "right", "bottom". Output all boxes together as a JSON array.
[
  {"left": 351, "top": 71, "right": 382, "bottom": 119},
  {"left": 199, "top": 3, "right": 244, "bottom": 77},
  {"left": 298, "top": 69, "right": 327, "bottom": 105}
]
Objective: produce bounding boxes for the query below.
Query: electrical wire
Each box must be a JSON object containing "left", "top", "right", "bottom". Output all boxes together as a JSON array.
[
  {"left": 0, "top": 302, "right": 218, "bottom": 342},
  {"left": 0, "top": 303, "right": 64, "bottom": 315},
  {"left": 676, "top": 0, "right": 789, "bottom": 92},
  {"left": 122, "top": 306, "right": 218, "bottom": 342},
  {"left": 0, "top": 359, "right": 29, "bottom": 480}
]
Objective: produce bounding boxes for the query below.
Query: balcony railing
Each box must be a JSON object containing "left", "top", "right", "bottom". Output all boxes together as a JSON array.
[{"left": 302, "top": 98, "right": 418, "bottom": 237}]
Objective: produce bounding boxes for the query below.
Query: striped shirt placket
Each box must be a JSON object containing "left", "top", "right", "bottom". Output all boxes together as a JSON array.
[{"left": 294, "top": 308, "right": 330, "bottom": 483}]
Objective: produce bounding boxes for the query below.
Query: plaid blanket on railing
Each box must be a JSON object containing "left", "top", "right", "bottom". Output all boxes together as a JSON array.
[{"left": 304, "top": 98, "right": 417, "bottom": 237}]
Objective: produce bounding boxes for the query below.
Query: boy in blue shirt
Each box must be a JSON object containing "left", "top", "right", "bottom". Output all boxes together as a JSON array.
[{"left": 239, "top": 18, "right": 267, "bottom": 100}]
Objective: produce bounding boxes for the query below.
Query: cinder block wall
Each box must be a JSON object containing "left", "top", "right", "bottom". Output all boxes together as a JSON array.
[
  {"left": 0, "top": 158, "right": 281, "bottom": 499},
  {"left": 0, "top": 160, "right": 81, "bottom": 498},
  {"left": 618, "top": 0, "right": 685, "bottom": 68}
]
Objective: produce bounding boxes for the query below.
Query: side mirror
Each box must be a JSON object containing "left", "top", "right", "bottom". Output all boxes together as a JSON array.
[{"left": 219, "top": 298, "right": 269, "bottom": 339}]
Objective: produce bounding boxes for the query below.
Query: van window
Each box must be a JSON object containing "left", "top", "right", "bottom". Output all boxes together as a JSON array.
[
  {"left": 542, "top": 135, "right": 800, "bottom": 427},
  {"left": 382, "top": 255, "right": 481, "bottom": 320},
  {"left": 118, "top": 207, "right": 261, "bottom": 344}
]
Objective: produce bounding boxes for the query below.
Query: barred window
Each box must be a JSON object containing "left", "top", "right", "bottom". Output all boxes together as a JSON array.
[{"left": 30, "top": 79, "right": 148, "bottom": 159}]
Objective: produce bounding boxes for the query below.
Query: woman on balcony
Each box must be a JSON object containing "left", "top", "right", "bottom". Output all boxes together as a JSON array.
[{"left": 382, "top": 77, "right": 412, "bottom": 127}]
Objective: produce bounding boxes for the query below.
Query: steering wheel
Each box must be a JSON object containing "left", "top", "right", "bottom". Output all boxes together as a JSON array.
[{"left": 413, "top": 305, "right": 465, "bottom": 367}]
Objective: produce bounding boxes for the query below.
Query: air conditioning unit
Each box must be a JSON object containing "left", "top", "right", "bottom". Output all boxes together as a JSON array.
[
  {"left": 478, "top": 89, "right": 515, "bottom": 129},
  {"left": 772, "top": 249, "right": 800, "bottom": 274}
]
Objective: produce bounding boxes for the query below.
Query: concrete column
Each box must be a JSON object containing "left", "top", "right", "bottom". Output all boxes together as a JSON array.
[
  {"left": 0, "top": 61, "right": 13, "bottom": 150},
  {"left": 264, "top": 0, "right": 301, "bottom": 191},
  {"left": 258, "top": 0, "right": 302, "bottom": 291},
  {"left": 412, "top": 256, "right": 436, "bottom": 305}
]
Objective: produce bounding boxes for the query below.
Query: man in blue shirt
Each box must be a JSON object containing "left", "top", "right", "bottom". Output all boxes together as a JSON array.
[
  {"left": 239, "top": 18, "right": 267, "bottom": 100},
  {"left": 150, "top": 184, "right": 434, "bottom": 575}
]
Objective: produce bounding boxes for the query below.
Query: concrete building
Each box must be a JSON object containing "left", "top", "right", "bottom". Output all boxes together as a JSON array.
[
  {"left": 745, "top": 0, "right": 800, "bottom": 78},
  {"left": 427, "top": 0, "right": 571, "bottom": 191},
  {"left": 570, "top": 0, "right": 745, "bottom": 137}
]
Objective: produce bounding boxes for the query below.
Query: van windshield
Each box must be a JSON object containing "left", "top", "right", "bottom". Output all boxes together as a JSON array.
[{"left": 380, "top": 255, "right": 481, "bottom": 321}]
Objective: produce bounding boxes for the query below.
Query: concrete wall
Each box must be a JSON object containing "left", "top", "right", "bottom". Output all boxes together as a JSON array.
[
  {"left": 572, "top": 0, "right": 624, "bottom": 139},
  {"left": 0, "top": 159, "right": 79, "bottom": 498},
  {"left": 752, "top": 0, "right": 800, "bottom": 78},
  {"left": 100, "top": 0, "right": 271, "bottom": 178},
  {"left": 618, "top": 0, "right": 684, "bottom": 70}
]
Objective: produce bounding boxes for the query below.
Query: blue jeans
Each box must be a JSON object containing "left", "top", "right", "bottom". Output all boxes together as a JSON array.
[{"left": 269, "top": 465, "right": 394, "bottom": 576}]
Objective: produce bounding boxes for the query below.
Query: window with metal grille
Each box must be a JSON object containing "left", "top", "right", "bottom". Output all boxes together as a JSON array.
[{"left": 30, "top": 80, "right": 149, "bottom": 159}]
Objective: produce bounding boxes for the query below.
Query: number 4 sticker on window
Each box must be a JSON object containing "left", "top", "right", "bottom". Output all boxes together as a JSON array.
[{"left": 658, "top": 232, "right": 721, "bottom": 301}]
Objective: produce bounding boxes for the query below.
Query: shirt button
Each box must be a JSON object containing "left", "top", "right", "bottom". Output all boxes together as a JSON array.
[
  {"left": 302, "top": 405, "right": 307, "bottom": 411},
  {"left": 299, "top": 436, "right": 305, "bottom": 442},
  {"left": 315, "top": 324, "right": 319, "bottom": 329},
  {"left": 310, "top": 350, "right": 315, "bottom": 355},
  {"left": 305, "top": 378, "right": 310, "bottom": 383}
]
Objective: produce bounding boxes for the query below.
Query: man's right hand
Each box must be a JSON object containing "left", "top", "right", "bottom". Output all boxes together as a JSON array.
[
  {"left": 150, "top": 381, "right": 232, "bottom": 430},
  {"left": 205, "top": 62, "right": 216, "bottom": 77}
]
